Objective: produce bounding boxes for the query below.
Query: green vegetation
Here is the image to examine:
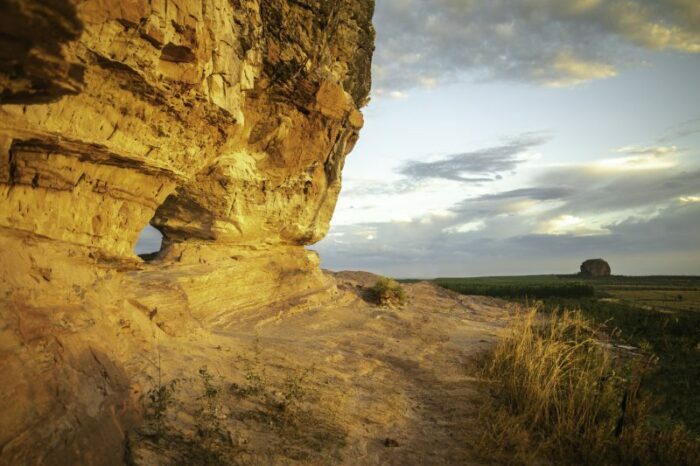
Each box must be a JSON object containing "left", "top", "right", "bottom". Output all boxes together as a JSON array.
[
  {"left": 542, "top": 297, "right": 700, "bottom": 433},
  {"left": 433, "top": 275, "right": 594, "bottom": 299},
  {"left": 477, "top": 308, "right": 700, "bottom": 465},
  {"left": 423, "top": 274, "right": 700, "bottom": 433}
]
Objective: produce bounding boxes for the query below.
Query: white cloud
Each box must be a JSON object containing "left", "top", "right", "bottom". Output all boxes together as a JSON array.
[
  {"left": 590, "top": 155, "right": 677, "bottom": 172},
  {"left": 443, "top": 220, "right": 486, "bottom": 234},
  {"left": 537, "top": 214, "right": 609, "bottom": 236}
]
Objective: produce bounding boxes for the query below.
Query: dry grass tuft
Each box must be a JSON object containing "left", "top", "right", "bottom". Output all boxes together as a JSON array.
[
  {"left": 477, "top": 307, "right": 700, "bottom": 465},
  {"left": 369, "top": 277, "right": 406, "bottom": 307}
]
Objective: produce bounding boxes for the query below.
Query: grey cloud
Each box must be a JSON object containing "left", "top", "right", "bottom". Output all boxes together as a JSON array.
[
  {"left": 660, "top": 117, "right": 700, "bottom": 143},
  {"left": 340, "top": 178, "right": 420, "bottom": 197},
  {"left": 338, "top": 134, "right": 550, "bottom": 199},
  {"left": 536, "top": 167, "right": 700, "bottom": 215},
  {"left": 496, "top": 202, "right": 700, "bottom": 258},
  {"left": 316, "top": 157, "right": 700, "bottom": 276},
  {"left": 399, "top": 133, "right": 548, "bottom": 183},
  {"left": 374, "top": 0, "right": 700, "bottom": 92},
  {"left": 617, "top": 145, "right": 679, "bottom": 157},
  {"left": 473, "top": 187, "right": 575, "bottom": 201},
  {"left": 314, "top": 202, "right": 700, "bottom": 277}
]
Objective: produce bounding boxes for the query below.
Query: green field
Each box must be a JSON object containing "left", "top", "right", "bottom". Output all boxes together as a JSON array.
[{"left": 405, "top": 274, "right": 700, "bottom": 432}]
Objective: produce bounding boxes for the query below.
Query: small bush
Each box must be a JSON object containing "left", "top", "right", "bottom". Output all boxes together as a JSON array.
[
  {"left": 369, "top": 277, "right": 406, "bottom": 307},
  {"left": 477, "top": 307, "right": 700, "bottom": 465}
]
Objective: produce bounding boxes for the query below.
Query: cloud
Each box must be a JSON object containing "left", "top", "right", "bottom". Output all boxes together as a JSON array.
[
  {"left": 399, "top": 133, "right": 549, "bottom": 183},
  {"left": 680, "top": 195, "right": 700, "bottom": 203},
  {"left": 316, "top": 138, "right": 700, "bottom": 276},
  {"left": 340, "top": 178, "right": 420, "bottom": 197},
  {"left": 373, "top": 0, "right": 700, "bottom": 93},
  {"left": 587, "top": 145, "right": 680, "bottom": 172},
  {"left": 473, "top": 187, "right": 575, "bottom": 201},
  {"left": 660, "top": 118, "right": 700, "bottom": 142},
  {"left": 534, "top": 166, "right": 700, "bottom": 215},
  {"left": 536, "top": 214, "right": 609, "bottom": 236},
  {"left": 315, "top": 201, "right": 700, "bottom": 276},
  {"left": 543, "top": 52, "right": 618, "bottom": 87}
]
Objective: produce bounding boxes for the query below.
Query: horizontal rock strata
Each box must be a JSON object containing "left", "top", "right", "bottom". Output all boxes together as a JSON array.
[{"left": 0, "top": 0, "right": 374, "bottom": 463}]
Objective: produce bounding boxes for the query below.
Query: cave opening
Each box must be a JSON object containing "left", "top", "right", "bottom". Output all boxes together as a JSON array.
[{"left": 134, "top": 224, "right": 163, "bottom": 260}]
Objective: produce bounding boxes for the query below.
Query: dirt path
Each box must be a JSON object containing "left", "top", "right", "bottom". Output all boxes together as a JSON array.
[{"left": 137, "top": 272, "right": 514, "bottom": 465}]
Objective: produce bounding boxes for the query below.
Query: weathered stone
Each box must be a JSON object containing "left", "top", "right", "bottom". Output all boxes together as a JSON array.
[
  {"left": 0, "top": 0, "right": 375, "bottom": 463},
  {"left": 579, "top": 258, "right": 612, "bottom": 277}
]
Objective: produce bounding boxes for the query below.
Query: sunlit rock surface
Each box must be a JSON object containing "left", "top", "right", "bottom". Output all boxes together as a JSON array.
[{"left": 0, "top": 0, "right": 374, "bottom": 463}]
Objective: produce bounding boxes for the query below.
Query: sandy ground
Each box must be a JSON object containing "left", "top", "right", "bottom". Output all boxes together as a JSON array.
[{"left": 130, "top": 271, "right": 515, "bottom": 465}]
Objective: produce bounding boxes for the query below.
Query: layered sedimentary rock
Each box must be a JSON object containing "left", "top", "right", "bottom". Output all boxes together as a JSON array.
[
  {"left": 1, "top": 0, "right": 373, "bottom": 256},
  {"left": 0, "top": 0, "right": 374, "bottom": 463}
]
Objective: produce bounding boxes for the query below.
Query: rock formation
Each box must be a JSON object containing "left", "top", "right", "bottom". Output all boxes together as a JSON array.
[
  {"left": 0, "top": 0, "right": 374, "bottom": 463},
  {"left": 579, "top": 258, "right": 612, "bottom": 277}
]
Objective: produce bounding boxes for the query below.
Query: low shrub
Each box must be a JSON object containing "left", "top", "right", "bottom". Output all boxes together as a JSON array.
[{"left": 369, "top": 277, "right": 406, "bottom": 307}]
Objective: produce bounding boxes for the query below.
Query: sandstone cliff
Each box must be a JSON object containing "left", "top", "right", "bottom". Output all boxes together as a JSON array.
[{"left": 0, "top": 0, "right": 375, "bottom": 463}]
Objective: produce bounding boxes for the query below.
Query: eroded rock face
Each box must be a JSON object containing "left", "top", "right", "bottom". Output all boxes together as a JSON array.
[
  {"left": 0, "top": 0, "right": 374, "bottom": 463},
  {"left": 579, "top": 258, "right": 612, "bottom": 277},
  {"left": 1, "top": 0, "right": 373, "bottom": 256}
]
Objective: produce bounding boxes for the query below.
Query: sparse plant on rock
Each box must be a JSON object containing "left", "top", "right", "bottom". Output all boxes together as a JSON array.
[
  {"left": 189, "top": 366, "right": 236, "bottom": 465},
  {"left": 231, "top": 335, "right": 268, "bottom": 397},
  {"left": 143, "top": 378, "right": 179, "bottom": 440},
  {"left": 195, "top": 366, "right": 230, "bottom": 446}
]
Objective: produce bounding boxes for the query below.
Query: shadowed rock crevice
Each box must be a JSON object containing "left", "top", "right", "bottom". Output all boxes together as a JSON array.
[
  {"left": 159, "top": 43, "right": 196, "bottom": 63},
  {"left": 0, "top": 0, "right": 85, "bottom": 104}
]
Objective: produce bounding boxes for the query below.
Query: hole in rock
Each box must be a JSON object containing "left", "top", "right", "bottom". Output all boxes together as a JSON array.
[{"left": 134, "top": 224, "right": 163, "bottom": 260}]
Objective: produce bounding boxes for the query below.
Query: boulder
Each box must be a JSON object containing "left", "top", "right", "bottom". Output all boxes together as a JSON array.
[{"left": 579, "top": 258, "right": 612, "bottom": 277}]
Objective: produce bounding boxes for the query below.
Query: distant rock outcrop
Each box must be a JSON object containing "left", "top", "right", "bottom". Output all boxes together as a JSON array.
[{"left": 579, "top": 259, "right": 612, "bottom": 277}]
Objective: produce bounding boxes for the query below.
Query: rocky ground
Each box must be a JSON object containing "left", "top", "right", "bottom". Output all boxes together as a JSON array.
[
  {"left": 125, "top": 271, "right": 514, "bottom": 465},
  {"left": 0, "top": 256, "right": 514, "bottom": 465}
]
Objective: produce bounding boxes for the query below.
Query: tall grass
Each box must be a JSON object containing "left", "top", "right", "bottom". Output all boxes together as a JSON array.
[{"left": 478, "top": 307, "right": 700, "bottom": 465}]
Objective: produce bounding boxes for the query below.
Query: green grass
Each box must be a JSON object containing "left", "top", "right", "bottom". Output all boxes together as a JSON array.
[
  {"left": 541, "top": 297, "right": 700, "bottom": 433},
  {"left": 412, "top": 274, "right": 700, "bottom": 433},
  {"left": 433, "top": 275, "right": 595, "bottom": 299}
]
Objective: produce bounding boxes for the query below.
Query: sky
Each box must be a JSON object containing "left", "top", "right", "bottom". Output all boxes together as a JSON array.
[
  {"left": 137, "top": 0, "right": 700, "bottom": 277},
  {"left": 312, "top": 0, "right": 700, "bottom": 277}
]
